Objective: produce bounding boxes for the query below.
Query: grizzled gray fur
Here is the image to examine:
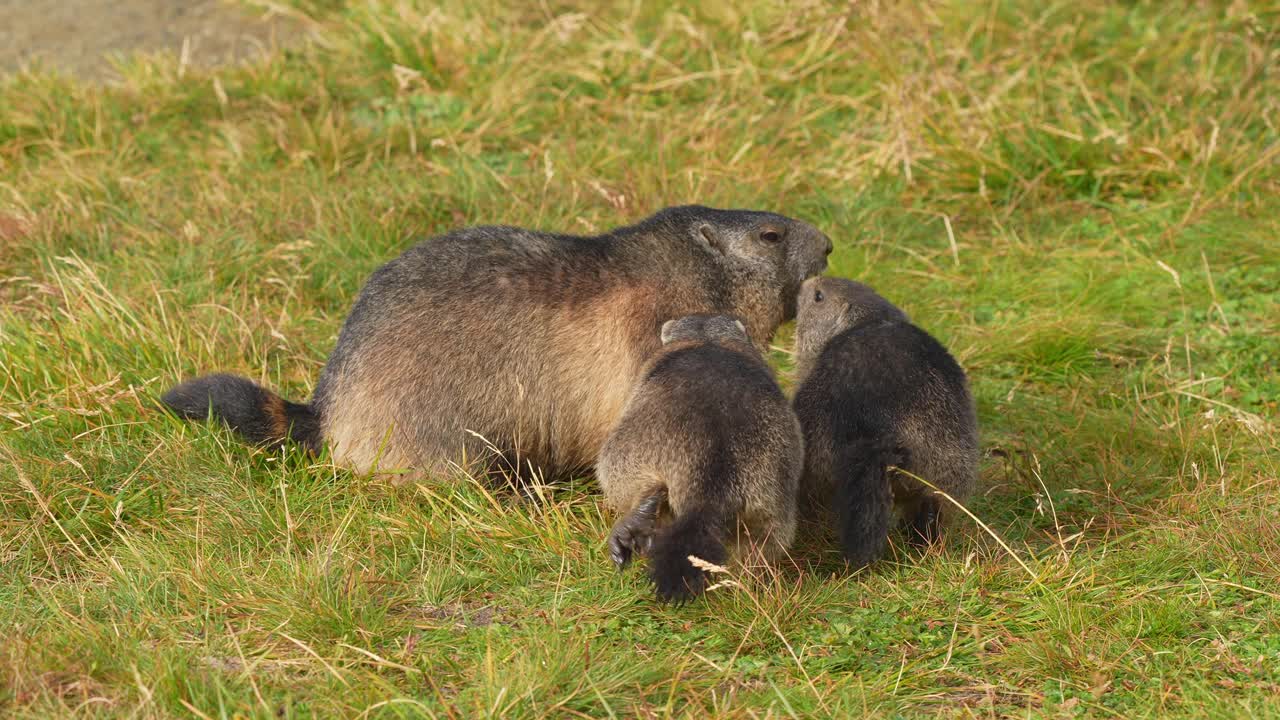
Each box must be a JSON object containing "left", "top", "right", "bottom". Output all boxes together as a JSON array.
[
  {"left": 791, "top": 277, "right": 978, "bottom": 568},
  {"left": 597, "top": 314, "right": 803, "bottom": 603}
]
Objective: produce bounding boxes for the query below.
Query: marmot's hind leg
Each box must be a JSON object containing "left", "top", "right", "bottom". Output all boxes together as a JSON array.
[
  {"left": 608, "top": 487, "right": 668, "bottom": 570},
  {"left": 901, "top": 493, "right": 942, "bottom": 547},
  {"left": 737, "top": 506, "right": 797, "bottom": 565}
]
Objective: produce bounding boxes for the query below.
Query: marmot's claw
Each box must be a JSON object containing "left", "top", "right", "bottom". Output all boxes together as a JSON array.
[
  {"left": 608, "top": 533, "right": 633, "bottom": 570},
  {"left": 609, "top": 491, "right": 666, "bottom": 571}
]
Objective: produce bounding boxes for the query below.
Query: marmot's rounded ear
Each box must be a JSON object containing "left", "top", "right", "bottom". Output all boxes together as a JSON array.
[
  {"left": 660, "top": 319, "right": 678, "bottom": 344},
  {"left": 697, "top": 224, "right": 724, "bottom": 255}
]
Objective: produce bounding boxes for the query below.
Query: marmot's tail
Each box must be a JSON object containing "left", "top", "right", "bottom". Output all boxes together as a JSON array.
[
  {"left": 835, "top": 440, "right": 902, "bottom": 569},
  {"left": 648, "top": 503, "right": 730, "bottom": 605},
  {"left": 161, "top": 373, "right": 321, "bottom": 452}
]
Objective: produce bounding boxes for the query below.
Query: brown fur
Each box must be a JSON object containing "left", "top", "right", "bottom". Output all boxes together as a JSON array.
[
  {"left": 164, "top": 207, "right": 831, "bottom": 481},
  {"left": 547, "top": 283, "right": 658, "bottom": 472},
  {"left": 261, "top": 394, "right": 289, "bottom": 441},
  {"left": 311, "top": 209, "right": 829, "bottom": 480}
]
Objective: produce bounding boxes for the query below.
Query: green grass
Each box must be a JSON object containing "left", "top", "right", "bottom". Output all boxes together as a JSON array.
[{"left": 2, "top": 0, "right": 1278, "bottom": 716}]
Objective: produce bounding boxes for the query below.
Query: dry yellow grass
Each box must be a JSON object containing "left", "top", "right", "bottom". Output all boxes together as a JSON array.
[{"left": 1, "top": 0, "right": 1277, "bottom": 717}]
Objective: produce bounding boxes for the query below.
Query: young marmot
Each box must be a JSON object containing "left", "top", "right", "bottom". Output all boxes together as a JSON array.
[
  {"left": 163, "top": 206, "right": 831, "bottom": 481},
  {"left": 597, "top": 315, "right": 803, "bottom": 603},
  {"left": 791, "top": 277, "right": 978, "bottom": 568}
]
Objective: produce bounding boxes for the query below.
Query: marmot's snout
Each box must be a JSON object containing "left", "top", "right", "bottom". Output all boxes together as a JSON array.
[{"left": 788, "top": 218, "right": 834, "bottom": 281}]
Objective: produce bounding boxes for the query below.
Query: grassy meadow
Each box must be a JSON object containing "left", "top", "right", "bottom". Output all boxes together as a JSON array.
[{"left": 2, "top": 0, "right": 1279, "bottom": 716}]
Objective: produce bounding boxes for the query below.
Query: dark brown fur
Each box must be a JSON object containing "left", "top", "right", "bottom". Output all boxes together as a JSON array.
[
  {"left": 791, "top": 277, "right": 978, "bottom": 568},
  {"left": 597, "top": 315, "right": 803, "bottom": 603}
]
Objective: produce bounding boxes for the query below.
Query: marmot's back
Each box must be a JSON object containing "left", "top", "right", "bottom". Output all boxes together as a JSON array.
[
  {"left": 803, "top": 320, "right": 975, "bottom": 453},
  {"left": 607, "top": 342, "right": 795, "bottom": 511}
]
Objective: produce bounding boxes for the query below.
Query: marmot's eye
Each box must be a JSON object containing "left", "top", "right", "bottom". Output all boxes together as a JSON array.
[
  {"left": 760, "top": 230, "right": 782, "bottom": 243},
  {"left": 814, "top": 290, "right": 824, "bottom": 302}
]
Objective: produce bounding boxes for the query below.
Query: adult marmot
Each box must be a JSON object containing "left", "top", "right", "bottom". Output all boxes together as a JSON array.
[
  {"left": 791, "top": 277, "right": 978, "bottom": 568},
  {"left": 597, "top": 315, "right": 803, "bottom": 603},
  {"left": 163, "top": 206, "right": 831, "bottom": 480}
]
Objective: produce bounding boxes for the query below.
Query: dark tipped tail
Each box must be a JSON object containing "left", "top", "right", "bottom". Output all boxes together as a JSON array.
[
  {"left": 161, "top": 373, "right": 321, "bottom": 453},
  {"left": 835, "top": 440, "right": 903, "bottom": 570},
  {"left": 648, "top": 504, "right": 730, "bottom": 604}
]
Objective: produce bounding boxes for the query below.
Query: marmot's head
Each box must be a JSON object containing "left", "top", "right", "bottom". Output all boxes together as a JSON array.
[
  {"left": 794, "top": 277, "right": 909, "bottom": 361},
  {"left": 658, "top": 206, "right": 833, "bottom": 319},
  {"left": 659, "top": 314, "right": 751, "bottom": 347}
]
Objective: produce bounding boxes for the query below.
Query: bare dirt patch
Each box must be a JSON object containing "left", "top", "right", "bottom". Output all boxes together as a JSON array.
[{"left": 0, "top": 0, "right": 306, "bottom": 80}]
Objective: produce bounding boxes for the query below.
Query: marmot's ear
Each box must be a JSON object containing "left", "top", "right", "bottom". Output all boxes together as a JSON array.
[
  {"left": 696, "top": 224, "right": 725, "bottom": 255},
  {"left": 660, "top": 319, "right": 678, "bottom": 344}
]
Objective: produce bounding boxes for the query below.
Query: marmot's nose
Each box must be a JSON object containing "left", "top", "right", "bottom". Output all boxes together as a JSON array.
[{"left": 824, "top": 237, "right": 834, "bottom": 256}]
